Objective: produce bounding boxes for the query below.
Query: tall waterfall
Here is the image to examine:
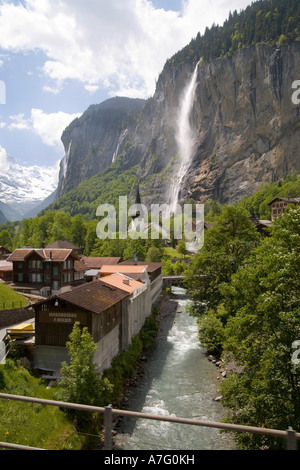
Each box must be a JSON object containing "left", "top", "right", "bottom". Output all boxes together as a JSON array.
[
  {"left": 62, "top": 140, "right": 72, "bottom": 179},
  {"left": 169, "top": 63, "right": 199, "bottom": 213}
]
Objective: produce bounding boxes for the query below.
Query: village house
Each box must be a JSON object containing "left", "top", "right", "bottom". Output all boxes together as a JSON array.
[
  {"left": 0, "top": 259, "right": 13, "bottom": 282},
  {"left": 80, "top": 256, "right": 121, "bottom": 281},
  {"left": 100, "top": 272, "right": 152, "bottom": 348},
  {"left": 99, "top": 264, "right": 150, "bottom": 283},
  {"left": 268, "top": 197, "right": 300, "bottom": 221},
  {"left": 118, "top": 260, "right": 163, "bottom": 303},
  {"left": 0, "top": 246, "right": 11, "bottom": 260},
  {"left": 7, "top": 247, "right": 80, "bottom": 297},
  {"left": 31, "top": 272, "right": 153, "bottom": 374},
  {"left": 249, "top": 217, "right": 273, "bottom": 237}
]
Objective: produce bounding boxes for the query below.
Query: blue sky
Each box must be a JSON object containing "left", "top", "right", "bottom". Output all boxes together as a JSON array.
[{"left": 0, "top": 0, "right": 252, "bottom": 170}]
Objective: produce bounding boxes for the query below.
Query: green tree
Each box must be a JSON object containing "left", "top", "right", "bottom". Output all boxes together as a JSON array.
[
  {"left": 0, "top": 230, "right": 13, "bottom": 250},
  {"left": 185, "top": 205, "right": 260, "bottom": 315},
  {"left": 57, "top": 323, "right": 112, "bottom": 427},
  {"left": 70, "top": 214, "right": 87, "bottom": 250},
  {"left": 176, "top": 240, "right": 187, "bottom": 257},
  {"left": 146, "top": 245, "right": 163, "bottom": 262},
  {"left": 220, "top": 207, "right": 300, "bottom": 449}
]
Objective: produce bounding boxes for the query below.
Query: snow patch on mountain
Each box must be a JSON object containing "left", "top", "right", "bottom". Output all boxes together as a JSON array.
[{"left": 0, "top": 149, "right": 59, "bottom": 206}]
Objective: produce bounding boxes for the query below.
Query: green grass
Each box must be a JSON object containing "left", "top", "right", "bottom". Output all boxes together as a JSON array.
[
  {"left": 0, "top": 284, "right": 29, "bottom": 310},
  {"left": 0, "top": 360, "right": 84, "bottom": 450},
  {"left": 163, "top": 247, "right": 182, "bottom": 258}
]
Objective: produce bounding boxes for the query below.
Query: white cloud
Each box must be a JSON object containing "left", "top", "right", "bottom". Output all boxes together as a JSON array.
[
  {"left": 8, "top": 109, "right": 82, "bottom": 147},
  {"left": 30, "top": 109, "right": 82, "bottom": 147},
  {"left": 0, "top": 0, "right": 252, "bottom": 98},
  {"left": 84, "top": 85, "right": 100, "bottom": 95},
  {"left": 9, "top": 113, "right": 31, "bottom": 130}
]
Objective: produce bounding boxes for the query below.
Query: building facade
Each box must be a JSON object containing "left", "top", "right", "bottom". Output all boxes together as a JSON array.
[
  {"left": 7, "top": 248, "right": 79, "bottom": 297},
  {"left": 268, "top": 197, "right": 300, "bottom": 221},
  {"left": 31, "top": 275, "right": 153, "bottom": 374},
  {"left": 0, "top": 246, "right": 11, "bottom": 260}
]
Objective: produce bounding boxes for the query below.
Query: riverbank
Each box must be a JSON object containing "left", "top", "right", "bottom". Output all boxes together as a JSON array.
[
  {"left": 111, "top": 293, "right": 178, "bottom": 415},
  {"left": 113, "top": 287, "right": 233, "bottom": 450}
]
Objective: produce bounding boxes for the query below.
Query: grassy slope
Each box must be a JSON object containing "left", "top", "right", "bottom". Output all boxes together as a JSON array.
[
  {"left": 0, "top": 361, "right": 83, "bottom": 450},
  {"left": 0, "top": 284, "right": 28, "bottom": 310}
]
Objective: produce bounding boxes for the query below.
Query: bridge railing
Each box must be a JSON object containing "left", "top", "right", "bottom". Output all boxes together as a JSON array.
[{"left": 0, "top": 392, "right": 299, "bottom": 450}]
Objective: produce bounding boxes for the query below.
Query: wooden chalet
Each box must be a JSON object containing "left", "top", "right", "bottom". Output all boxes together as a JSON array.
[
  {"left": 31, "top": 276, "right": 151, "bottom": 373},
  {"left": 0, "top": 246, "right": 11, "bottom": 260},
  {"left": 7, "top": 248, "right": 79, "bottom": 297},
  {"left": 118, "top": 260, "right": 163, "bottom": 302},
  {"left": 268, "top": 197, "right": 300, "bottom": 221}
]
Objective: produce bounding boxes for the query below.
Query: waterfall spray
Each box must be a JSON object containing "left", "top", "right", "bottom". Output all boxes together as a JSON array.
[{"left": 169, "top": 63, "right": 199, "bottom": 213}]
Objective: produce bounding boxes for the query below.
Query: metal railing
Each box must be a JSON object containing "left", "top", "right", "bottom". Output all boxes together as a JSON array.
[{"left": 0, "top": 392, "right": 299, "bottom": 450}]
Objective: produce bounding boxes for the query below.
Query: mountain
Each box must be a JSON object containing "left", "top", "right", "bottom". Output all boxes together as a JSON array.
[
  {"left": 51, "top": 0, "right": 300, "bottom": 213},
  {"left": 0, "top": 155, "right": 59, "bottom": 220},
  {"left": 56, "top": 97, "right": 146, "bottom": 198}
]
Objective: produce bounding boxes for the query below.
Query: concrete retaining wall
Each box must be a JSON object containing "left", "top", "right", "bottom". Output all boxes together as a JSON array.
[{"left": 0, "top": 307, "right": 34, "bottom": 329}]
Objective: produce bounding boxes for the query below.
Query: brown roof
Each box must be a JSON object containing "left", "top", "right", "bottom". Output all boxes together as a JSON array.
[
  {"left": 118, "top": 261, "right": 163, "bottom": 272},
  {"left": 100, "top": 273, "right": 144, "bottom": 294},
  {"left": 0, "top": 246, "right": 11, "bottom": 253},
  {"left": 0, "top": 260, "right": 13, "bottom": 271},
  {"left": 81, "top": 256, "right": 121, "bottom": 269},
  {"left": 74, "top": 260, "right": 88, "bottom": 272},
  {"left": 7, "top": 248, "right": 78, "bottom": 262},
  {"left": 57, "top": 279, "right": 129, "bottom": 314},
  {"left": 46, "top": 240, "right": 80, "bottom": 250},
  {"left": 268, "top": 197, "right": 300, "bottom": 206}
]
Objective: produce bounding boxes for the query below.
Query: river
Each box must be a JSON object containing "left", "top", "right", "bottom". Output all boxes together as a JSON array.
[{"left": 114, "top": 287, "right": 234, "bottom": 451}]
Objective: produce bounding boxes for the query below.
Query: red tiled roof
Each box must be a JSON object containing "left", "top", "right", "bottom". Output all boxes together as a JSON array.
[
  {"left": 99, "top": 265, "right": 147, "bottom": 274},
  {"left": 81, "top": 256, "right": 121, "bottom": 269},
  {"left": 100, "top": 273, "right": 144, "bottom": 294}
]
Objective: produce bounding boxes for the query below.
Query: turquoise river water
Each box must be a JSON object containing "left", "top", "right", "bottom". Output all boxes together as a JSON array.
[{"left": 114, "top": 287, "right": 234, "bottom": 451}]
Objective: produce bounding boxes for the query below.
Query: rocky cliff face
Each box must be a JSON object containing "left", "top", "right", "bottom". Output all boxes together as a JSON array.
[
  {"left": 56, "top": 97, "right": 146, "bottom": 198},
  {"left": 57, "top": 43, "right": 300, "bottom": 207}
]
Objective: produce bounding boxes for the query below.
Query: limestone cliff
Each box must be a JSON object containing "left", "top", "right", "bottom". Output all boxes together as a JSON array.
[
  {"left": 56, "top": 43, "right": 300, "bottom": 208},
  {"left": 56, "top": 97, "right": 145, "bottom": 198},
  {"left": 135, "top": 42, "right": 300, "bottom": 206}
]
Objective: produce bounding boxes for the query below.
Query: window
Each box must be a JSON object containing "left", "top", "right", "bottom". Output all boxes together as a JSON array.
[
  {"left": 53, "top": 266, "right": 59, "bottom": 276},
  {"left": 32, "top": 273, "right": 43, "bottom": 283},
  {"left": 63, "top": 272, "right": 73, "bottom": 284},
  {"left": 52, "top": 281, "right": 60, "bottom": 290},
  {"left": 18, "top": 273, "right": 23, "bottom": 282},
  {"left": 18, "top": 262, "right": 23, "bottom": 269}
]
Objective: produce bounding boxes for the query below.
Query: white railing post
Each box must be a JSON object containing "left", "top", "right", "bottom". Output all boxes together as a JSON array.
[
  {"left": 287, "top": 427, "right": 297, "bottom": 450},
  {"left": 103, "top": 405, "right": 113, "bottom": 450}
]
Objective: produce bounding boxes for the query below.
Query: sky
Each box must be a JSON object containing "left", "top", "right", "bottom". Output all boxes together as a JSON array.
[{"left": 0, "top": 0, "right": 252, "bottom": 172}]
